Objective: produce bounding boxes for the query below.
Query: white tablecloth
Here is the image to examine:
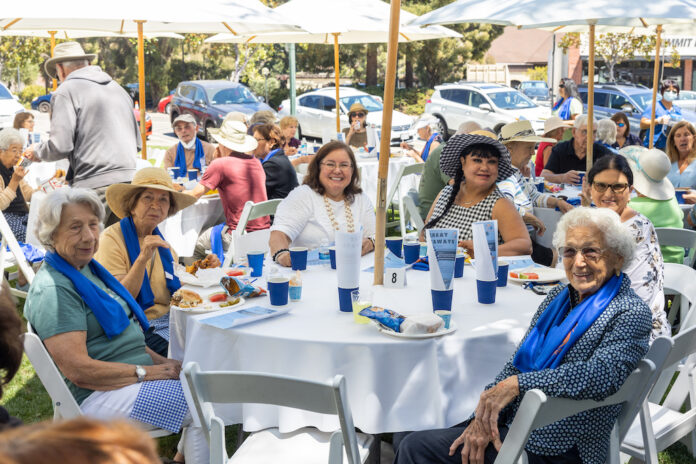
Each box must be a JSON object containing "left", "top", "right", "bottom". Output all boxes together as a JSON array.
[{"left": 171, "top": 255, "right": 544, "bottom": 434}]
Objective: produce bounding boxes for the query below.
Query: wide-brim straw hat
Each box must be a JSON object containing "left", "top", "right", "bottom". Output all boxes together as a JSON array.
[
  {"left": 439, "top": 134, "right": 515, "bottom": 181},
  {"left": 621, "top": 145, "right": 675, "bottom": 201},
  {"left": 208, "top": 117, "right": 258, "bottom": 153},
  {"left": 499, "top": 120, "right": 555, "bottom": 145},
  {"left": 44, "top": 41, "right": 96, "bottom": 79},
  {"left": 106, "top": 167, "right": 197, "bottom": 219},
  {"left": 543, "top": 116, "right": 573, "bottom": 135},
  {"left": 348, "top": 102, "right": 368, "bottom": 115}
]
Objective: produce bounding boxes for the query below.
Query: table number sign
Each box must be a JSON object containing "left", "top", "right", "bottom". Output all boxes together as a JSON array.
[{"left": 384, "top": 267, "right": 407, "bottom": 288}]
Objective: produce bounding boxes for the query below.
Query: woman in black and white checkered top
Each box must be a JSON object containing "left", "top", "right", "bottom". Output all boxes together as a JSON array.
[{"left": 423, "top": 133, "right": 532, "bottom": 258}]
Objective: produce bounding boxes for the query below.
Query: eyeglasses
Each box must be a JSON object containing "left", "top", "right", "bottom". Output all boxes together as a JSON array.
[
  {"left": 321, "top": 161, "right": 353, "bottom": 170},
  {"left": 617, "top": 123, "right": 626, "bottom": 127},
  {"left": 559, "top": 246, "right": 604, "bottom": 261},
  {"left": 350, "top": 112, "right": 366, "bottom": 118},
  {"left": 254, "top": 136, "right": 266, "bottom": 142},
  {"left": 591, "top": 182, "right": 629, "bottom": 193}
]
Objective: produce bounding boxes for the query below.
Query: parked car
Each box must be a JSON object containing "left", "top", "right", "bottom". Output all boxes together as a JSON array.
[
  {"left": 425, "top": 82, "right": 551, "bottom": 137},
  {"left": 0, "top": 83, "right": 25, "bottom": 129},
  {"left": 158, "top": 90, "right": 174, "bottom": 114},
  {"left": 674, "top": 90, "right": 696, "bottom": 112},
  {"left": 519, "top": 80, "right": 550, "bottom": 106},
  {"left": 123, "top": 83, "right": 154, "bottom": 109},
  {"left": 277, "top": 87, "right": 414, "bottom": 142},
  {"left": 133, "top": 109, "right": 152, "bottom": 137},
  {"left": 170, "top": 80, "right": 274, "bottom": 142},
  {"left": 31, "top": 93, "right": 52, "bottom": 113},
  {"left": 578, "top": 83, "right": 696, "bottom": 136}
]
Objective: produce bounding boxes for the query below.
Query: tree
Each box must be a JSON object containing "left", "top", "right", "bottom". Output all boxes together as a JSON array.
[
  {"left": 0, "top": 37, "right": 48, "bottom": 88},
  {"left": 526, "top": 66, "right": 547, "bottom": 81}
]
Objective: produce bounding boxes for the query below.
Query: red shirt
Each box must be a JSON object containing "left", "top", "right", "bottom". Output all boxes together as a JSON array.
[
  {"left": 200, "top": 154, "right": 271, "bottom": 231},
  {"left": 534, "top": 142, "right": 554, "bottom": 177}
]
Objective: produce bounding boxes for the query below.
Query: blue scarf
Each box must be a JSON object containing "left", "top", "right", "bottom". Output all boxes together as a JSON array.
[
  {"left": 513, "top": 274, "right": 623, "bottom": 373},
  {"left": 552, "top": 96, "right": 574, "bottom": 121},
  {"left": 120, "top": 216, "right": 181, "bottom": 312},
  {"left": 261, "top": 148, "right": 283, "bottom": 164},
  {"left": 174, "top": 138, "right": 205, "bottom": 178},
  {"left": 422, "top": 133, "right": 439, "bottom": 162},
  {"left": 44, "top": 251, "right": 150, "bottom": 339},
  {"left": 210, "top": 222, "right": 226, "bottom": 265}
]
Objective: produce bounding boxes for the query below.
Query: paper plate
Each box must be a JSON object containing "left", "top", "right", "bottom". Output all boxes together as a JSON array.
[
  {"left": 177, "top": 267, "right": 246, "bottom": 287},
  {"left": 374, "top": 322, "right": 457, "bottom": 339},
  {"left": 508, "top": 266, "right": 567, "bottom": 284},
  {"left": 173, "top": 297, "right": 245, "bottom": 314}
]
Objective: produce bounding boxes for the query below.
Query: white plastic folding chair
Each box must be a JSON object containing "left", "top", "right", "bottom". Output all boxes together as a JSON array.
[
  {"left": 235, "top": 200, "right": 282, "bottom": 235},
  {"left": 494, "top": 336, "right": 673, "bottom": 464},
  {"left": 385, "top": 163, "right": 424, "bottom": 236},
  {"left": 23, "top": 323, "right": 172, "bottom": 437},
  {"left": 655, "top": 227, "right": 696, "bottom": 267},
  {"left": 0, "top": 210, "right": 36, "bottom": 299},
  {"left": 221, "top": 199, "right": 281, "bottom": 267},
  {"left": 402, "top": 195, "right": 424, "bottom": 237},
  {"left": 622, "top": 326, "right": 696, "bottom": 463},
  {"left": 662, "top": 262, "right": 696, "bottom": 333},
  {"left": 184, "top": 362, "right": 375, "bottom": 464}
]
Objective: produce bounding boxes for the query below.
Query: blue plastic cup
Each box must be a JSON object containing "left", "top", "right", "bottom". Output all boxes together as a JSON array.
[
  {"left": 247, "top": 251, "right": 264, "bottom": 277},
  {"left": 676, "top": 189, "right": 689, "bottom": 204},
  {"left": 268, "top": 277, "right": 289, "bottom": 306},
  {"left": 385, "top": 237, "right": 403, "bottom": 258},
  {"left": 167, "top": 168, "right": 178, "bottom": 179},
  {"left": 338, "top": 287, "right": 359, "bottom": 312},
  {"left": 454, "top": 254, "right": 465, "bottom": 278},
  {"left": 435, "top": 310, "right": 451, "bottom": 329},
  {"left": 403, "top": 243, "right": 420, "bottom": 264},
  {"left": 289, "top": 247, "right": 308, "bottom": 271},
  {"left": 535, "top": 177, "right": 545, "bottom": 193},
  {"left": 419, "top": 242, "right": 428, "bottom": 257},
  {"left": 187, "top": 169, "right": 198, "bottom": 180},
  {"left": 431, "top": 289, "right": 453, "bottom": 311},
  {"left": 497, "top": 261, "right": 509, "bottom": 287},
  {"left": 477, "top": 280, "right": 497, "bottom": 304},
  {"left": 328, "top": 246, "right": 336, "bottom": 269},
  {"left": 577, "top": 172, "right": 585, "bottom": 186}
]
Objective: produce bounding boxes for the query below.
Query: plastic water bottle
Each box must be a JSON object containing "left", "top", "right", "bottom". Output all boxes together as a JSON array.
[
  {"left": 319, "top": 240, "right": 330, "bottom": 267},
  {"left": 300, "top": 138, "right": 308, "bottom": 155}
]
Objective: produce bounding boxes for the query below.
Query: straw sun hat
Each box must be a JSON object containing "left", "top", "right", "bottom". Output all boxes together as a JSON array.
[
  {"left": 208, "top": 115, "right": 258, "bottom": 153},
  {"left": 44, "top": 41, "right": 96, "bottom": 79},
  {"left": 621, "top": 145, "right": 675, "bottom": 201},
  {"left": 498, "top": 120, "right": 555, "bottom": 145},
  {"left": 106, "top": 167, "right": 197, "bottom": 219}
]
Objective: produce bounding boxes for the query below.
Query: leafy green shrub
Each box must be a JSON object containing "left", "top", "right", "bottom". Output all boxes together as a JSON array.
[{"left": 18, "top": 85, "right": 45, "bottom": 108}]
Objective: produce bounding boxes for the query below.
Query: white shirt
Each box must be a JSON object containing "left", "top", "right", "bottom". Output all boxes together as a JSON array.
[{"left": 271, "top": 185, "right": 376, "bottom": 249}]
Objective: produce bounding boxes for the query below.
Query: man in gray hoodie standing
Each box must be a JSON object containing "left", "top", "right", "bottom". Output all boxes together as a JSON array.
[{"left": 26, "top": 42, "right": 138, "bottom": 224}]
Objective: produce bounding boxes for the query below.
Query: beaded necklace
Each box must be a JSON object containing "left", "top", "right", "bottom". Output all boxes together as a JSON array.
[{"left": 323, "top": 195, "right": 355, "bottom": 233}]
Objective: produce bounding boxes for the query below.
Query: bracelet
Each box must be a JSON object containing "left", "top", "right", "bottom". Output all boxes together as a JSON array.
[
  {"left": 272, "top": 248, "right": 290, "bottom": 263},
  {"left": 368, "top": 237, "right": 375, "bottom": 250}
]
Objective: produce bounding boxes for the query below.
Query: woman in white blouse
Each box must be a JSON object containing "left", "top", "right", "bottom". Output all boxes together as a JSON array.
[{"left": 270, "top": 141, "right": 376, "bottom": 267}]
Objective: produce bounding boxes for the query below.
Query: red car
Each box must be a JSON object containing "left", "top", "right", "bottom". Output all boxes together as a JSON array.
[
  {"left": 158, "top": 90, "right": 174, "bottom": 114},
  {"left": 133, "top": 109, "right": 153, "bottom": 137}
]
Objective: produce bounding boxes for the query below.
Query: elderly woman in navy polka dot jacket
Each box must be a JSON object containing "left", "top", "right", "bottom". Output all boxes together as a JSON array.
[{"left": 396, "top": 207, "right": 652, "bottom": 464}]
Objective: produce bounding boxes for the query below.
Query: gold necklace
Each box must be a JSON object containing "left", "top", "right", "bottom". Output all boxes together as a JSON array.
[{"left": 323, "top": 195, "right": 355, "bottom": 233}]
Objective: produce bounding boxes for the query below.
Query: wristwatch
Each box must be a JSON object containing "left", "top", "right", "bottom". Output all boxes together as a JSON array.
[{"left": 135, "top": 365, "right": 146, "bottom": 383}]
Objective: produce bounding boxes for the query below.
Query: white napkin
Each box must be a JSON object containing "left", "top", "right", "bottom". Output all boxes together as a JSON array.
[
  {"left": 426, "top": 229, "right": 458, "bottom": 291},
  {"left": 335, "top": 230, "right": 362, "bottom": 289},
  {"left": 472, "top": 220, "right": 498, "bottom": 281}
]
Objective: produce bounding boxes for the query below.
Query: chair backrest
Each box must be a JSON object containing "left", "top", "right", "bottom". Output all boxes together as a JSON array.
[
  {"left": 494, "top": 336, "right": 673, "bottom": 464},
  {"left": 0, "top": 210, "right": 36, "bottom": 298},
  {"left": 22, "top": 325, "right": 82, "bottom": 420},
  {"left": 662, "top": 262, "right": 696, "bottom": 333},
  {"left": 650, "top": 325, "right": 696, "bottom": 408},
  {"left": 224, "top": 228, "right": 271, "bottom": 267},
  {"left": 655, "top": 227, "right": 696, "bottom": 266},
  {"left": 386, "top": 163, "right": 424, "bottom": 206},
  {"left": 184, "top": 362, "right": 362, "bottom": 464},
  {"left": 402, "top": 195, "right": 424, "bottom": 233},
  {"left": 234, "top": 199, "right": 282, "bottom": 235}
]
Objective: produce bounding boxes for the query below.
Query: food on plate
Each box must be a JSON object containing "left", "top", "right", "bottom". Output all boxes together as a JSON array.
[
  {"left": 509, "top": 271, "right": 539, "bottom": 280},
  {"left": 209, "top": 292, "right": 228, "bottom": 303},
  {"left": 53, "top": 168, "right": 66, "bottom": 179},
  {"left": 219, "top": 296, "right": 241, "bottom": 308},
  {"left": 358, "top": 306, "right": 444, "bottom": 334},
  {"left": 171, "top": 289, "right": 203, "bottom": 308},
  {"left": 186, "top": 255, "right": 218, "bottom": 275},
  {"left": 226, "top": 269, "right": 245, "bottom": 277}
]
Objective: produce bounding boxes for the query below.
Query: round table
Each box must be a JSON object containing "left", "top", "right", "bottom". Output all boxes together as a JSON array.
[{"left": 171, "top": 255, "right": 545, "bottom": 434}]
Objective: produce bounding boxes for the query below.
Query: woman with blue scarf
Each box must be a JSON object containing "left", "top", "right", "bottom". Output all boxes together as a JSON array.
[
  {"left": 94, "top": 167, "right": 219, "bottom": 356},
  {"left": 395, "top": 207, "right": 652, "bottom": 464},
  {"left": 552, "top": 78, "right": 583, "bottom": 121},
  {"left": 25, "top": 188, "right": 209, "bottom": 463}
]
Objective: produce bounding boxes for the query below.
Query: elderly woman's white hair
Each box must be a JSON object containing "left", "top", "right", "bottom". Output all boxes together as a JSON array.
[
  {"left": 0, "top": 128, "right": 24, "bottom": 151},
  {"left": 35, "top": 188, "right": 104, "bottom": 251},
  {"left": 552, "top": 207, "right": 635, "bottom": 266},
  {"left": 597, "top": 119, "right": 617, "bottom": 145},
  {"left": 573, "top": 114, "right": 597, "bottom": 130}
]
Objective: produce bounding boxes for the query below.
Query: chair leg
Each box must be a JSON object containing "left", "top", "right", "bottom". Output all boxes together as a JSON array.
[{"left": 365, "top": 435, "right": 381, "bottom": 464}]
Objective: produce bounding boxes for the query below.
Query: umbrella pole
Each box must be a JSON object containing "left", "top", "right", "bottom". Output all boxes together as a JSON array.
[
  {"left": 649, "top": 25, "right": 663, "bottom": 149},
  {"left": 49, "top": 31, "right": 57, "bottom": 91},
  {"left": 289, "top": 43, "right": 297, "bottom": 116},
  {"left": 373, "top": 0, "right": 401, "bottom": 285},
  {"left": 333, "top": 33, "right": 340, "bottom": 133},
  {"left": 136, "top": 20, "right": 147, "bottom": 160},
  {"left": 586, "top": 24, "right": 595, "bottom": 171}
]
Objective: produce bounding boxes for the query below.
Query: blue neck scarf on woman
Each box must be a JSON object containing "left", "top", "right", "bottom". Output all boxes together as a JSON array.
[
  {"left": 174, "top": 137, "right": 204, "bottom": 177},
  {"left": 210, "top": 222, "right": 226, "bottom": 265},
  {"left": 44, "top": 251, "right": 150, "bottom": 339},
  {"left": 422, "top": 133, "right": 439, "bottom": 162},
  {"left": 552, "top": 97, "right": 574, "bottom": 121},
  {"left": 513, "top": 273, "right": 623, "bottom": 373},
  {"left": 120, "top": 216, "right": 181, "bottom": 312}
]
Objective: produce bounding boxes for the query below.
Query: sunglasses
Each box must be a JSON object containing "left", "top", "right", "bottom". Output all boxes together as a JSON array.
[
  {"left": 559, "top": 246, "right": 604, "bottom": 261},
  {"left": 592, "top": 182, "right": 629, "bottom": 193},
  {"left": 351, "top": 112, "right": 366, "bottom": 118},
  {"left": 617, "top": 123, "right": 626, "bottom": 127}
]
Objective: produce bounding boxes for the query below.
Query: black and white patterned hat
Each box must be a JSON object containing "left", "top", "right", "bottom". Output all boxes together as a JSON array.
[{"left": 439, "top": 134, "right": 515, "bottom": 181}]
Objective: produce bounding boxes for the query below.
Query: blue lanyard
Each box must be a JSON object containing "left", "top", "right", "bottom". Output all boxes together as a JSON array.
[{"left": 261, "top": 148, "right": 283, "bottom": 164}]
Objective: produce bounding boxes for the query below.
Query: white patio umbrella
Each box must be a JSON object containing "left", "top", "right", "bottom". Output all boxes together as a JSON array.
[
  {"left": 411, "top": 0, "right": 696, "bottom": 163},
  {"left": 206, "top": 0, "right": 460, "bottom": 132},
  {"left": 1, "top": 0, "right": 303, "bottom": 157}
]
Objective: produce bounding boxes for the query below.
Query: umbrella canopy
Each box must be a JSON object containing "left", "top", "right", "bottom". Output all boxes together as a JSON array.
[{"left": 0, "top": 30, "right": 184, "bottom": 39}]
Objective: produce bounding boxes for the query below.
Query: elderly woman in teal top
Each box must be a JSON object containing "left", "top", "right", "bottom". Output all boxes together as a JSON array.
[
  {"left": 665, "top": 120, "right": 696, "bottom": 189},
  {"left": 24, "top": 188, "right": 208, "bottom": 463}
]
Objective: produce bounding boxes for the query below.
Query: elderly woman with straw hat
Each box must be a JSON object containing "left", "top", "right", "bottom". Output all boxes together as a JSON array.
[{"left": 95, "top": 167, "right": 218, "bottom": 356}]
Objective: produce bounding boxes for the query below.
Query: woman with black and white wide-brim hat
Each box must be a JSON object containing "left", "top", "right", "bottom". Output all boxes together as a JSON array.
[{"left": 421, "top": 133, "right": 532, "bottom": 257}]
